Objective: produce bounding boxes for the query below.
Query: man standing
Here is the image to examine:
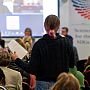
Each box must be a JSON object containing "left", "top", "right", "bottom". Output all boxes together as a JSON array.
[
  {"left": 61, "top": 27, "right": 73, "bottom": 44},
  {"left": 12, "top": 15, "right": 75, "bottom": 90}
]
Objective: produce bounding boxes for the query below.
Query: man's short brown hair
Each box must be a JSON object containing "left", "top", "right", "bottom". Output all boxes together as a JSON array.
[
  {"left": 62, "top": 27, "right": 69, "bottom": 32},
  {"left": 44, "top": 15, "right": 60, "bottom": 32}
]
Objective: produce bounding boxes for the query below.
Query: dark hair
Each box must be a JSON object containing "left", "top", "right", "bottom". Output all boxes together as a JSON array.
[
  {"left": 62, "top": 27, "right": 69, "bottom": 32},
  {"left": 24, "top": 27, "right": 32, "bottom": 36},
  {"left": 0, "top": 68, "right": 5, "bottom": 85},
  {"left": 44, "top": 15, "right": 60, "bottom": 32}
]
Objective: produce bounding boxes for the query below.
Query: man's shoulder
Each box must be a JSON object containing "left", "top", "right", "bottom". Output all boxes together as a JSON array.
[
  {"left": 34, "top": 36, "right": 46, "bottom": 45},
  {"left": 66, "top": 35, "right": 73, "bottom": 40},
  {"left": 1, "top": 67, "right": 21, "bottom": 77}
]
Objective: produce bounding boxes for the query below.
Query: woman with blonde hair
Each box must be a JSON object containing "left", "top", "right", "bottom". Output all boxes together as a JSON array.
[{"left": 50, "top": 72, "right": 80, "bottom": 90}]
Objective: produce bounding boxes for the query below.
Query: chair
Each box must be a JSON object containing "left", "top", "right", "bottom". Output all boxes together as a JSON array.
[{"left": 0, "top": 86, "right": 7, "bottom": 90}]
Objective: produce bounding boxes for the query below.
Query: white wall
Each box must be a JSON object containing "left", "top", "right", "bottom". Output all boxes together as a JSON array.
[{"left": 60, "top": 0, "right": 90, "bottom": 60}]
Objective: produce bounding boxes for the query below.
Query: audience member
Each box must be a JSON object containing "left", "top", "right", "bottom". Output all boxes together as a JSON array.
[
  {"left": 50, "top": 72, "right": 80, "bottom": 90},
  {"left": 12, "top": 15, "right": 75, "bottom": 90},
  {"left": 0, "top": 48, "right": 22, "bottom": 90},
  {"left": 24, "top": 27, "right": 32, "bottom": 37},
  {"left": 61, "top": 27, "right": 73, "bottom": 44},
  {"left": 23, "top": 27, "right": 33, "bottom": 45},
  {"left": 69, "top": 66, "right": 85, "bottom": 89},
  {"left": 23, "top": 27, "right": 34, "bottom": 56},
  {"left": 8, "top": 38, "right": 30, "bottom": 84}
]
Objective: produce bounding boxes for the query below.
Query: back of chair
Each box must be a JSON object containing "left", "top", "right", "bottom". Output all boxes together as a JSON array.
[
  {"left": 22, "top": 74, "right": 31, "bottom": 90},
  {"left": 0, "top": 86, "right": 7, "bottom": 90},
  {"left": 22, "top": 82, "right": 30, "bottom": 90}
]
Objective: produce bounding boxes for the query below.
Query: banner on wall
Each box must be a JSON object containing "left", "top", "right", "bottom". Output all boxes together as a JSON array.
[{"left": 60, "top": 0, "right": 90, "bottom": 59}]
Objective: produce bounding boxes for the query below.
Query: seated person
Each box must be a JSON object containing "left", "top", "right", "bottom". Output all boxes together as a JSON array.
[
  {"left": 50, "top": 72, "right": 80, "bottom": 90},
  {"left": 0, "top": 48, "right": 22, "bottom": 90},
  {"left": 69, "top": 66, "right": 85, "bottom": 90},
  {"left": 7, "top": 39, "right": 30, "bottom": 87},
  {"left": 23, "top": 27, "right": 34, "bottom": 47},
  {"left": 22, "top": 27, "right": 35, "bottom": 58}
]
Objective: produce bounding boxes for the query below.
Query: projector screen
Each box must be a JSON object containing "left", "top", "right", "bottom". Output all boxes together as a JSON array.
[{"left": 0, "top": 0, "right": 59, "bottom": 37}]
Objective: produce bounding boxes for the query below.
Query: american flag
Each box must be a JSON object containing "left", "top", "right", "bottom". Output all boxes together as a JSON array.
[{"left": 72, "top": 0, "right": 90, "bottom": 20}]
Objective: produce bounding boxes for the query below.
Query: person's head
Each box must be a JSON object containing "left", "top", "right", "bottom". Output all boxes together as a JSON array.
[
  {"left": 0, "top": 48, "right": 11, "bottom": 67},
  {"left": 24, "top": 27, "right": 32, "bottom": 37},
  {"left": 44, "top": 15, "right": 60, "bottom": 38},
  {"left": 50, "top": 72, "right": 80, "bottom": 90},
  {"left": 0, "top": 68, "right": 5, "bottom": 85},
  {"left": 61, "top": 27, "right": 69, "bottom": 36}
]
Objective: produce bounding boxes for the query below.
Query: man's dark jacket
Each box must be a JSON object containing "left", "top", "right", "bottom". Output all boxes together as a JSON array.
[{"left": 15, "top": 33, "right": 75, "bottom": 81}]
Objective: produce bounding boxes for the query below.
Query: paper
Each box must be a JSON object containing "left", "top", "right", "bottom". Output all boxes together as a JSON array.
[{"left": 7, "top": 39, "right": 28, "bottom": 59}]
